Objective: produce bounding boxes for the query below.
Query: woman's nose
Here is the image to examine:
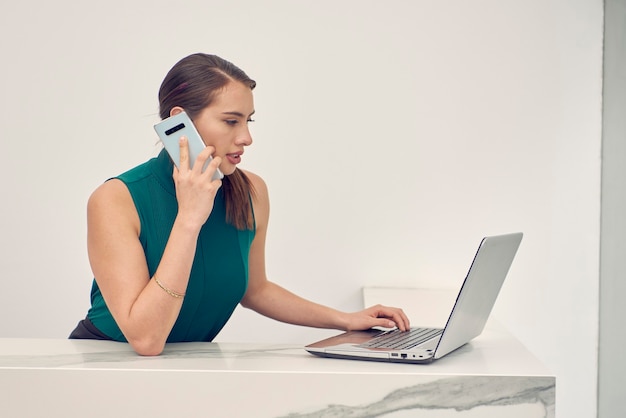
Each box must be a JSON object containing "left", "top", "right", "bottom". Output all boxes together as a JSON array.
[{"left": 237, "top": 127, "right": 253, "bottom": 146}]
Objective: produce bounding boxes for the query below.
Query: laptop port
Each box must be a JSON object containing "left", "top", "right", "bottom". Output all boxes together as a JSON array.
[{"left": 401, "top": 353, "right": 407, "bottom": 359}]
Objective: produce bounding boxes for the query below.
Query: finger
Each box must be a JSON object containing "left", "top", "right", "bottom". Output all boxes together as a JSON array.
[
  {"left": 207, "top": 156, "right": 223, "bottom": 181},
  {"left": 374, "top": 306, "right": 410, "bottom": 331},
  {"left": 193, "top": 145, "right": 216, "bottom": 174},
  {"left": 199, "top": 145, "right": 216, "bottom": 159},
  {"left": 199, "top": 151, "right": 223, "bottom": 182},
  {"left": 373, "top": 318, "right": 397, "bottom": 329},
  {"left": 178, "top": 136, "right": 190, "bottom": 170},
  {"left": 392, "top": 315, "right": 409, "bottom": 331},
  {"left": 400, "top": 310, "right": 411, "bottom": 330},
  {"left": 376, "top": 315, "right": 405, "bottom": 331},
  {"left": 386, "top": 308, "right": 410, "bottom": 331}
]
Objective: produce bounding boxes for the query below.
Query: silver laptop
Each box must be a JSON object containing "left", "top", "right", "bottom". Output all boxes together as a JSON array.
[{"left": 305, "top": 232, "right": 523, "bottom": 364}]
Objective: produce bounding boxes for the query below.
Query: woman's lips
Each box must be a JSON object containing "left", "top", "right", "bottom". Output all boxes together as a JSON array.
[{"left": 226, "top": 152, "right": 242, "bottom": 165}]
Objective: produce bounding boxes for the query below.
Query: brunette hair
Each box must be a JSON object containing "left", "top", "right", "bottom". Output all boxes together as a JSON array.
[{"left": 158, "top": 53, "right": 256, "bottom": 230}]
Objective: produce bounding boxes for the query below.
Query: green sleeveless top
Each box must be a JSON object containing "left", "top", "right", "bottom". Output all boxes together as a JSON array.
[{"left": 86, "top": 150, "right": 255, "bottom": 342}]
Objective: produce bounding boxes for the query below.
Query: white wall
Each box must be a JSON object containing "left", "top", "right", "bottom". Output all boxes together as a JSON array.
[
  {"left": 0, "top": 1, "right": 602, "bottom": 417},
  {"left": 599, "top": 0, "right": 626, "bottom": 416}
]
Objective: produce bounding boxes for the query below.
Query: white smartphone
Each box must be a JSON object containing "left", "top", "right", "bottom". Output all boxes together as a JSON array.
[{"left": 154, "top": 111, "right": 224, "bottom": 181}]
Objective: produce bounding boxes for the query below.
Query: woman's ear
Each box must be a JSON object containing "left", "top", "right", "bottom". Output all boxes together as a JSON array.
[{"left": 170, "top": 106, "right": 184, "bottom": 117}]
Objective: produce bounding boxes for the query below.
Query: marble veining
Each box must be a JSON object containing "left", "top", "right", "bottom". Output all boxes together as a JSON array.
[
  {"left": 0, "top": 344, "right": 300, "bottom": 369},
  {"left": 161, "top": 344, "right": 302, "bottom": 359},
  {"left": 280, "top": 376, "right": 555, "bottom": 418}
]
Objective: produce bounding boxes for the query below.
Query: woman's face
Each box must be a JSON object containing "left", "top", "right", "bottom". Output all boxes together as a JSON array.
[{"left": 183, "top": 81, "right": 255, "bottom": 176}]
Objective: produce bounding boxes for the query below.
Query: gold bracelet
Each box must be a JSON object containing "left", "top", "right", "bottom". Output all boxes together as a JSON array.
[{"left": 153, "top": 276, "right": 185, "bottom": 299}]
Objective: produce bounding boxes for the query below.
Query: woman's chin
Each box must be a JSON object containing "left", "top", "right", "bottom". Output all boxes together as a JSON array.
[{"left": 220, "top": 165, "right": 238, "bottom": 176}]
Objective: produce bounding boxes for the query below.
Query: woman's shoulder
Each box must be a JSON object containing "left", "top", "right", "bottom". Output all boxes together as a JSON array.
[
  {"left": 88, "top": 179, "right": 134, "bottom": 217},
  {"left": 240, "top": 169, "right": 269, "bottom": 219},
  {"left": 89, "top": 154, "right": 163, "bottom": 207},
  {"left": 88, "top": 178, "right": 140, "bottom": 233},
  {"left": 241, "top": 169, "right": 268, "bottom": 197}
]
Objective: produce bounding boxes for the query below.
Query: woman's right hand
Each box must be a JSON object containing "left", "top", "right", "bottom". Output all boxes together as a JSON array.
[{"left": 172, "top": 137, "right": 222, "bottom": 230}]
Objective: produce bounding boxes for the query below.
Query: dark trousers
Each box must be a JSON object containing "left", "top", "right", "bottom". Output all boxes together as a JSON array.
[{"left": 68, "top": 317, "right": 112, "bottom": 340}]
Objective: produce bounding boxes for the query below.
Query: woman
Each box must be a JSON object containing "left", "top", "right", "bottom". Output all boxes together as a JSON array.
[{"left": 70, "top": 53, "right": 409, "bottom": 356}]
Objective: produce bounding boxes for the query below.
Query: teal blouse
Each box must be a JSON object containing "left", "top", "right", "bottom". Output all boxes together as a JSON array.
[{"left": 86, "top": 150, "right": 255, "bottom": 342}]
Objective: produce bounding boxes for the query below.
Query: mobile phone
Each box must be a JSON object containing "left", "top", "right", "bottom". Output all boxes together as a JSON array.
[{"left": 154, "top": 111, "right": 224, "bottom": 181}]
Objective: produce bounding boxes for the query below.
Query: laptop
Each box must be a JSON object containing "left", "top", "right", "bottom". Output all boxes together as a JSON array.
[{"left": 305, "top": 232, "right": 523, "bottom": 364}]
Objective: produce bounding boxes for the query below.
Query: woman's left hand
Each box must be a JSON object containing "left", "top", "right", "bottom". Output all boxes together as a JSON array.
[{"left": 344, "top": 305, "right": 410, "bottom": 332}]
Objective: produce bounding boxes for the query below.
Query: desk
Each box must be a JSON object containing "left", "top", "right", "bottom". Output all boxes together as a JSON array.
[{"left": 0, "top": 332, "right": 554, "bottom": 417}]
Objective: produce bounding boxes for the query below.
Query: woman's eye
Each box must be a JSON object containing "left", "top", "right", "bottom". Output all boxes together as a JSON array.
[{"left": 225, "top": 119, "right": 255, "bottom": 126}]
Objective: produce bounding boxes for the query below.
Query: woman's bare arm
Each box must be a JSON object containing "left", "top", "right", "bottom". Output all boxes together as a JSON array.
[
  {"left": 88, "top": 140, "right": 222, "bottom": 355},
  {"left": 240, "top": 171, "right": 410, "bottom": 332}
]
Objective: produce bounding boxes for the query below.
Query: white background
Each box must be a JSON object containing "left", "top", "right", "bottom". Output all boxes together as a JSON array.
[{"left": 0, "top": 1, "right": 602, "bottom": 417}]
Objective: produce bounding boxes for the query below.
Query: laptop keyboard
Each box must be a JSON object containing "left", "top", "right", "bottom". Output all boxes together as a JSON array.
[{"left": 358, "top": 328, "right": 443, "bottom": 350}]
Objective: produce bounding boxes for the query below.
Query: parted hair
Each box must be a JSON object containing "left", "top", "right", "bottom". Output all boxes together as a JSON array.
[{"left": 158, "top": 53, "right": 256, "bottom": 231}]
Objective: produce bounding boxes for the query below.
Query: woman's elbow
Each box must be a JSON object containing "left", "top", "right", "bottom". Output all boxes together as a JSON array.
[
  {"left": 240, "top": 292, "right": 260, "bottom": 311},
  {"left": 240, "top": 282, "right": 268, "bottom": 311},
  {"left": 128, "top": 337, "right": 166, "bottom": 356},
  {"left": 239, "top": 297, "right": 253, "bottom": 310}
]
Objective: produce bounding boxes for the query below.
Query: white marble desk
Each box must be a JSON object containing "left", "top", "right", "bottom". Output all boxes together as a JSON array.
[{"left": 0, "top": 331, "right": 554, "bottom": 418}]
